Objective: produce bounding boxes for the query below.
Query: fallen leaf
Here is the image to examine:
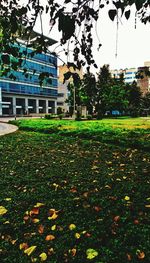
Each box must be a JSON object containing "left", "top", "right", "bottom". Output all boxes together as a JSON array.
[
  {"left": 48, "top": 209, "right": 59, "bottom": 220},
  {"left": 3, "top": 221, "right": 10, "bottom": 224},
  {"left": 24, "top": 215, "right": 29, "bottom": 221},
  {"left": 0, "top": 206, "right": 7, "bottom": 215},
  {"left": 75, "top": 233, "right": 80, "bottom": 239},
  {"left": 114, "top": 216, "right": 120, "bottom": 222},
  {"left": 38, "top": 225, "right": 44, "bottom": 234},
  {"left": 30, "top": 207, "right": 39, "bottom": 216},
  {"left": 32, "top": 218, "right": 40, "bottom": 223},
  {"left": 47, "top": 248, "right": 54, "bottom": 256},
  {"left": 145, "top": 204, "right": 150, "bottom": 208},
  {"left": 51, "top": 225, "right": 56, "bottom": 231},
  {"left": 45, "top": 234, "right": 55, "bottom": 241},
  {"left": 86, "top": 248, "right": 98, "bottom": 259},
  {"left": 69, "top": 224, "right": 76, "bottom": 230},
  {"left": 34, "top": 203, "right": 45, "bottom": 207},
  {"left": 69, "top": 248, "right": 77, "bottom": 256},
  {"left": 4, "top": 198, "right": 12, "bottom": 201},
  {"left": 136, "top": 250, "right": 145, "bottom": 259},
  {"left": 19, "top": 243, "right": 28, "bottom": 250},
  {"left": 24, "top": 246, "right": 36, "bottom": 256},
  {"left": 124, "top": 196, "right": 130, "bottom": 201},
  {"left": 70, "top": 187, "right": 77, "bottom": 193},
  {"left": 93, "top": 206, "right": 102, "bottom": 212},
  {"left": 39, "top": 252, "right": 47, "bottom": 261},
  {"left": 127, "top": 253, "right": 132, "bottom": 261}
]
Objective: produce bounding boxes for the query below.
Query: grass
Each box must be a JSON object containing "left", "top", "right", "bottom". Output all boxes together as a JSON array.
[
  {"left": 10, "top": 117, "right": 150, "bottom": 150},
  {"left": 0, "top": 118, "right": 150, "bottom": 262}
]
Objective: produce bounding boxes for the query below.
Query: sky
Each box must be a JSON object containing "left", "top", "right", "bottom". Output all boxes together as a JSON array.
[{"left": 33, "top": 3, "right": 150, "bottom": 72}]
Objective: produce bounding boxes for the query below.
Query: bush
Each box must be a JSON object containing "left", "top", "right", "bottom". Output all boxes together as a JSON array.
[
  {"left": 87, "top": 114, "right": 92, "bottom": 120},
  {"left": 45, "top": 114, "right": 58, "bottom": 119},
  {"left": 97, "top": 110, "right": 103, "bottom": 120},
  {"left": 57, "top": 107, "right": 62, "bottom": 115},
  {"left": 58, "top": 114, "right": 63, "bottom": 120}
]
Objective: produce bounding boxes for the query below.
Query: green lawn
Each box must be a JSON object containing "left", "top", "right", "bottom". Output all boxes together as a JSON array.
[{"left": 0, "top": 118, "right": 150, "bottom": 262}]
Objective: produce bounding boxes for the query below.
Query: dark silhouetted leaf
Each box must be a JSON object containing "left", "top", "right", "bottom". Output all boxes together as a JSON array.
[
  {"left": 108, "top": 9, "right": 117, "bottom": 21},
  {"left": 125, "top": 10, "right": 130, "bottom": 20}
]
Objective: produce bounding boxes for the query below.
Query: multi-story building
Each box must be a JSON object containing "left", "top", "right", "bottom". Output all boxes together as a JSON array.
[
  {"left": 110, "top": 68, "right": 137, "bottom": 84},
  {"left": 137, "top": 61, "right": 150, "bottom": 95},
  {"left": 57, "top": 65, "right": 83, "bottom": 113},
  {"left": 0, "top": 31, "right": 58, "bottom": 116}
]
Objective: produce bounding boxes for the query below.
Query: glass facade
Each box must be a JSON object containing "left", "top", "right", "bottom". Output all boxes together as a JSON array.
[{"left": 0, "top": 44, "right": 58, "bottom": 98}]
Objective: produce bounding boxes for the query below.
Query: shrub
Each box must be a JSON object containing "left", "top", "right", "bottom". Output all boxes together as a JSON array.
[
  {"left": 58, "top": 114, "right": 63, "bottom": 120},
  {"left": 57, "top": 107, "right": 62, "bottom": 115},
  {"left": 45, "top": 114, "right": 58, "bottom": 119},
  {"left": 87, "top": 114, "right": 92, "bottom": 120}
]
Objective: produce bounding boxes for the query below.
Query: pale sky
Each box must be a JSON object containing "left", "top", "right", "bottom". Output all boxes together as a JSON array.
[{"left": 33, "top": 3, "right": 150, "bottom": 72}]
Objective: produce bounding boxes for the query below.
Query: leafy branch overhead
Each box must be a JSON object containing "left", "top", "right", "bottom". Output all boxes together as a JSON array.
[{"left": 0, "top": 0, "right": 150, "bottom": 74}]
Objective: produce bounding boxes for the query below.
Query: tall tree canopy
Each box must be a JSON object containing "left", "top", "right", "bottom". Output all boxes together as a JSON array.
[{"left": 0, "top": 0, "right": 150, "bottom": 73}]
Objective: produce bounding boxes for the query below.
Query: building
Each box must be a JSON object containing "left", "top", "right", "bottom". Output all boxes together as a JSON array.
[
  {"left": 57, "top": 65, "right": 83, "bottom": 113},
  {"left": 0, "top": 31, "right": 58, "bottom": 116},
  {"left": 137, "top": 61, "right": 150, "bottom": 95},
  {"left": 110, "top": 68, "right": 137, "bottom": 84}
]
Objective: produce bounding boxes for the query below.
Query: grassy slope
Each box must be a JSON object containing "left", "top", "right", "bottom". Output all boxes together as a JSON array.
[
  {"left": 10, "top": 118, "right": 150, "bottom": 150},
  {"left": 0, "top": 119, "right": 150, "bottom": 262}
]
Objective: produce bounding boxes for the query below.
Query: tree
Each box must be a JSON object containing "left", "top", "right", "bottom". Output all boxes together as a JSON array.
[
  {"left": 96, "top": 65, "right": 129, "bottom": 115},
  {"left": 96, "top": 64, "right": 113, "bottom": 116},
  {"left": 0, "top": 0, "right": 150, "bottom": 76},
  {"left": 81, "top": 73, "right": 97, "bottom": 114},
  {"left": 125, "top": 81, "right": 142, "bottom": 116},
  {"left": 66, "top": 73, "right": 82, "bottom": 116},
  {"left": 141, "top": 92, "right": 150, "bottom": 115}
]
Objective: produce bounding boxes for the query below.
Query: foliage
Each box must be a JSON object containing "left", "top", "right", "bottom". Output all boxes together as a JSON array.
[
  {"left": 81, "top": 73, "right": 97, "bottom": 115},
  {"left": 9, "top": 118, "right": 150, "bottom": 150},
  {"left": 0, "top": 0, "right": 150, "bottom": 74},
  {"left": 45, "top": 114, "right": 58, "bottom": 120},
  {"left": 0, "top": 121, "right": 150, "bottom": 262},
  {"left": 96, "top": 65, "right": 129, "bottom": 115},
  {"left": 87, "top": 115, "right": 93, "bottom": 120},
  {"left": 57, "top": 107, "right": 63, "bottom": 115}
]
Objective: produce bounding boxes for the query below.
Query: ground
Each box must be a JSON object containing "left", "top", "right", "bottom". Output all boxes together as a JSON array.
[{"left": 0, "top": 118, "right": 150, "bottom": 262}]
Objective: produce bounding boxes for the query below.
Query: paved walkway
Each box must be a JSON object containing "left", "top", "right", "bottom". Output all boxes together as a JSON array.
[{"left": 0, "top": 122, "right": 18, "bottom": 136}]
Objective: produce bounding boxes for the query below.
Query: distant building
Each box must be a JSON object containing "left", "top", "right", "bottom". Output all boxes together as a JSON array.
[
  {"left": 110, "top": 68, "right": 137, "bottom": 84},
  {"left": 0, "top": 31, "right": 58, "bottom": 116},
  {"left": 57, "top": 65, "right": 83, "bottom": 113},
  {"left": 137, "top": 61, "right": 150, "bottom": 95}
]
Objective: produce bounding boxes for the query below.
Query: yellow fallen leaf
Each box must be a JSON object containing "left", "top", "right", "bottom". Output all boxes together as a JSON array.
[
  {"left": 4, "top": 198, "right": 12, "bottom": 201},
  {"left": 32, "top": 218, "right": 40, "bottom": 223},
  {"left": 39, "top": 252, "right": 47, "bottom": 261},
  {"left": 145, "top": 204, "right": 150, "bottom": 208},
  {"left": 24, "top": 246, "right": 37, "bottom": 256},
  {"left": 86, "top": 248, "right": 98, "bottom": 259},
  {"left": 31, "top": 257, "right": 38, "bottom": 262},
  {"left": 51, "top": 225, "right": 56, "bottom": 231},
  {"left": 3, "top": 221, "right": 10, "bottom": 224},
  {"left": 0, "top": 206, "right": 7, "bottom": 215},
  {"left": 34, "top": 203, "right": 45, "bottom": 207},
  {"left": 75, "top": 233, "right": 80, "bottom": 239},
  {"left": 48, "top": 213, "right": 58, "bottom": 220},
  {"left": 124, "top": 196, "right": 130, "bottom": 201},
  {"left": 69, "top": 224, "right": 76, "bottom": 230}
]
